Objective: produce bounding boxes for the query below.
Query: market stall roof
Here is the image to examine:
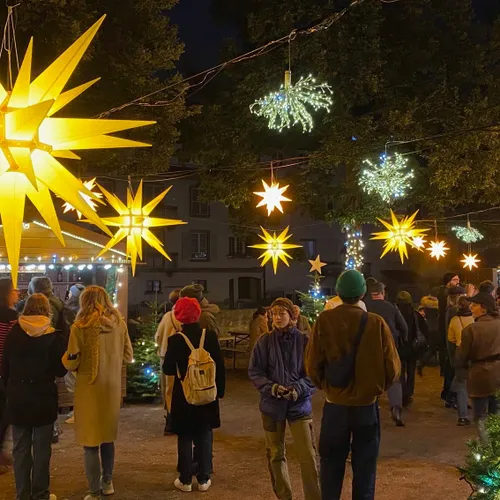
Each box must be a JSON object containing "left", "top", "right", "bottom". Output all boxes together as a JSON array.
[{"left": 0, "top": 219, "right": 127, "bottom": 264}]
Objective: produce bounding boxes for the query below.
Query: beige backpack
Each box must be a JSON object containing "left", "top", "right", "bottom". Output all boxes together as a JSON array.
[{"left": 176, "top": 329, "right": 217, "bottom": 406}]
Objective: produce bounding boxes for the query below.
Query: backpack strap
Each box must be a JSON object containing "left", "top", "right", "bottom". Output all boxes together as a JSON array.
[
  {"left": 199, "top": 329, "right": 207, "bottom": 350},
  {"left": 177, "top": 331, "right": 196, "bottom": 351}
]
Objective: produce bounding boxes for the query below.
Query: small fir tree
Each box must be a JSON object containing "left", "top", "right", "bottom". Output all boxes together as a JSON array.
[{"left": 296, "top": 273, "right": 327, "bottom": 324}]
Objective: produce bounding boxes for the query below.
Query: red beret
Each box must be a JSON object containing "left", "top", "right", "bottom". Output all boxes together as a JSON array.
[{"left": 174, "top": 297, "right": 201, "bottom": 324}]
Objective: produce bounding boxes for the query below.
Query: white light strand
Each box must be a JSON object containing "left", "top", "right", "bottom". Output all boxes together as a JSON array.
[{"left": 345, "top": 226, "right": 364, "bottom": 270}]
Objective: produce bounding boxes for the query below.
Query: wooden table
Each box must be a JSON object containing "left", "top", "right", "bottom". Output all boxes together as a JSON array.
[{"left": 219, "top": 332, "right": 250, "bottom": 369}]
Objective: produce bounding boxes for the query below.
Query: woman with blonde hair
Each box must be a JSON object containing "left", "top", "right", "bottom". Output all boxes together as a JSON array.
[{"left": 63, "top": 286, "right": 133, "bottom": 500}]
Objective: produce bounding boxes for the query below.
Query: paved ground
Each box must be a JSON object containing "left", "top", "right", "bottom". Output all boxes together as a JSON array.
[{"left": 0, "top": 367, "right": 474, "bottom": 500}]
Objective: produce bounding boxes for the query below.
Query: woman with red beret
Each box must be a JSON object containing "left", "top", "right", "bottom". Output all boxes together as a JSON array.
[{"left": 163, "top": 297, "right": 225, "bottom": 493}]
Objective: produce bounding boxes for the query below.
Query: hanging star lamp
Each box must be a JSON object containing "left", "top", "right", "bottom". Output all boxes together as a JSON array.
[
  {"left": 427, "top": 221, "right": 449, "bottom": 261},
  {"left": 309, "top": 255, "right": 326, "bottom": 274},
  {"left": 0, "top": 15, "right": 155, "bottom": 285},
  {"left": 412, "top": 236, "right": 427, "bottom": 250},
  {"left": 462, "top": 253, "right": 480, "bottom": 271},
  {"left": 62, "top": 178, "right": 103, "bottom": 219},
  {"left": 250, "top": 226, "right": 302, "bottom": 274},
  {"left": 93, "top": 181, "right": 187, "bottom": 275},
  {"left": 371, "top": 210, "right": 428, "bottom": 263},
  {"left": 254, "top": 163, "right": 291, "bottom": 216}
]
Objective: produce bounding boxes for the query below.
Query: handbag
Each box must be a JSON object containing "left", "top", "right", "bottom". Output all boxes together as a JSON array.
[{"left": 325, "top": 312, "right": 368, "bottom": 388}]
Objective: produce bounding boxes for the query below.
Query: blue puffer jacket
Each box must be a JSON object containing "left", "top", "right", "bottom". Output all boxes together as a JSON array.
[{"left": 248, "top": 327, "right": 315, "bottom": 422}]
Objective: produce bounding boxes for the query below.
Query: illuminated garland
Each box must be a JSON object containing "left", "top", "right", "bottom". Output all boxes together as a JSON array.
[
  {"left": 452, "top": 224, "right": 484, "bottom": 244},
  {"left": 344, "top": 226, "right": 364, "bottom": 270},
  {"left": 250, "top": 71, "right": 333, "bottom": 133}
]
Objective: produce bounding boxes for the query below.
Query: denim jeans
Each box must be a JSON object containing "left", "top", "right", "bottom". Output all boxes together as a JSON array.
[
  {"left": 84, "top": 443, "right": 115, "bottom": 497},
  {"left": 472, "top": 396, "right": 498, "bottom": 442},
  {"left": 387, "top": 381, "right": 402, "bottom": 409},
  {"left": 12, "top": 424, "right": 53, "bottom": 500},
  {"left": 319, "top": 402, "right": 380, "bottom": 500},
  {"left": 451, "top": 376, "right": 468, "bottom": 419},
  {"left": 177, "top": 430, "right": 212, "bottom": 485}
]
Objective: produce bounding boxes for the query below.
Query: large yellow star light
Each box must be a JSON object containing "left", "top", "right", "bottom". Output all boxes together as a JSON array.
[
  {"left": 95, "top": 181, "right": 187, "bottom": 275},
  {"left": 62, "top": 178, "right": 103, "bottom": 219},
  {"left": 0, "top": 16, "right": 155, "bottom": 285},
  {"left": 371, "top": 210, "right": 428, "bottom": 263},
  {"left": 427, "top": 240, "right": 449, "bottom": 261},
  {"left": 461, "top": 253, "right": 480, "bottom": 271},
  {"left": 250, "top": 227, "right": 302, "bottom": 274},
  {"left": 254, "top": 180, "right": 291, "bottom": 216}
]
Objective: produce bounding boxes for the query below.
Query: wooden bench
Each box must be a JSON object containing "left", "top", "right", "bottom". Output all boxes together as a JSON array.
[{"left": 219, "top": 332, "right": 251, "bottom": 369}]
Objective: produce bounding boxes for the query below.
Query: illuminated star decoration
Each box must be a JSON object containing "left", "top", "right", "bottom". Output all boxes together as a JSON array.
[
  {"left": 371, "top": 210, "right": 428, "bottom": 263},
  {"left": 94, "top": 181, "right": 187, "bottom": 276},
  {"left": 62, "top": 178, "right": 103, "bottom": 219},
  {"left": 309, "top": 255, "right": 327, "bottom": 274},
  {"left": 250, "top": 71, "right": 333, "bottom": 133},
  {"left": 359, "top": 152, "right": 414, "bottom": 204},
  {"left": 254, "top": 179, "right": 291, "bottom": 216},
  {"left": 412, "top": 236, "right": 427, "bottom": 250},
  {"left": 250, "top": 226, "right": 302, "bottom": 274},
  {"left": 0, "top": 15, "right": 154, "bottom": 286},
  {"left": 427, "top": 240, "right": 449, "bottom": 261},
  {"left": 452, "top": 224, "right": 484, "bottom": 244},
  {"left": 461, "top": 253, "right": 480, "bottom": 271}
]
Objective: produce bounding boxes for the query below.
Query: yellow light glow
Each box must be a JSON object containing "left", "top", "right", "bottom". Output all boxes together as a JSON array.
[
  {"left": 62, "top": 178, "right": 103, "bottom": 218},
  {"left": 412, "top": 236, "right": 427, "bottom": 250},
  {"left": 254, "top": 180, "right": 291, "bottom": 216},
  {"left": 461, "top": 253, "right": 480, "bottom": 271},
  {"left": 371, "top": 210, "right": 428, "bottom": 263},
  {"left": 94, "top": 181, "right": 186, "bottom": 275},
  {"left": 250, "top": 226, "right": 301, "bottom": 274},
  {"left": 427, "top": 240, "right": 449, "bottom": 261},
  {"left": 309, "top": 255, "right": 327, "bottom": 274},
  {"left": 0, "top": 16, "right": 154, "bottom": 286}
]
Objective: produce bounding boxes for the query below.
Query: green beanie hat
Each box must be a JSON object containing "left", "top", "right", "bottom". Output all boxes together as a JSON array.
[
  {"left": 336, "top": 270, "right": 367, "bottom": 298},
  {"left": 396, "top": 291, "right": 413, "bottom": 305}
]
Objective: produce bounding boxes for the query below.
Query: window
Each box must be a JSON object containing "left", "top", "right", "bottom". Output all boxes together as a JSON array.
[
  {"left": 193, "top": 279, "right": 208, "bottom": 292},
  {"left": 146, "top": 280, "right": 162, "bottom": 293},
  {"left": 228, "top": 236, "right": 247, "bottom": 257},
  {"left": 190, "top": 186, "right": 210, "bottom": 217},
  {"left": 301, "top": 239, "right": 317, "bottom": 260},
  {"left": 191, "top": 231, "right": 210, "bottom": 261},
  {"left": 145, "top": 254, "right": 165, "bottom": 269},
  {"left": 238, "top": 277, "right": 261, "bottom": 301}
]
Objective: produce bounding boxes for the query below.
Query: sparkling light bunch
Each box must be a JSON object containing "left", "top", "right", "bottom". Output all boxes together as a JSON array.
[
  {"left": 359, "top": 153, "right": 414, "bottom": 204},
  {"left": 250, "top": 72, "right": 333, "bottom": 133},
  {"left": 344, "top": 227, "right": 364, "bottom": 270},
  {"left": 452, "top": 225, "right": 484, "bottom": 244}
]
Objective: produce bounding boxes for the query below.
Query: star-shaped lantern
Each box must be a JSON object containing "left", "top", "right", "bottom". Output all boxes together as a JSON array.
[
  {"left": 427, "top": 240, "right": 449, "bottom": 261},
  {"left": 254, "top": 180, "right": 291, "bottom": 216},
  {"left": 250, "top": 226, "right": 301, "bottom": 274},
  {"left": 461, "top": 253, "right": 480, "bottom": 271},
  {"left": 371, "top": 210, "right": 428, "bottom": 263},
  {"left": 411, "top": 236, "right": 427, "bottom": 250},
  {"left": 62, "top": 178, "right": 103, "bottom": 219},
  {"left": 309, "top": 255, "right": 327, "bottom": 274},
  {"left": 94, "top": 181, "right": 186, "bottom": 275},
  {"left": 0, "top": 15, "right": 154, "bottom": 285}
]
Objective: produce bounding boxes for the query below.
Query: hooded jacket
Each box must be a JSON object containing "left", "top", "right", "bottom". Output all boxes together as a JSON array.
[
  {"left": 155, "top": 310, "right": 182, "bottom": 358},
  {"left": 2, "top": 316, "right": 66, "bottom": 426},
  {"left": 199, "top": 298, "right": 220, "bottom": 336}
]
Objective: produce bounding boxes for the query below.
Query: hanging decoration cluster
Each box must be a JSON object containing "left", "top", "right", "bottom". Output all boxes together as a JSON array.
[
  {"left": 250, "top": 71, "right": 333, "bottom": 133},
  {"left": 0, "top": 15, "right": 154, "bottom": 286},
  {"left": 344, "top": 226, "right": 364, "bottom": 270},
  {"left": 452, "top": 223, "right": 484, "bottom": 244},
  {"left": 359, "top": 153, "right": 414, "bottom": 203}
]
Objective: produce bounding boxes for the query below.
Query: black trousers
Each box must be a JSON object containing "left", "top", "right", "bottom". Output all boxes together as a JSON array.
[
  {"left": 0, "top": 379, "right": 7, "bottom": 453},
  {"left": 401, "top": 358, "right": 417, "bottom": 406}
]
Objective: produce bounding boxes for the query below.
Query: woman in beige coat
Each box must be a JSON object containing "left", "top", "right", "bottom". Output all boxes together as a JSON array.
[{"left": 63, "top": 286, "right": 133, "bottom": 500}]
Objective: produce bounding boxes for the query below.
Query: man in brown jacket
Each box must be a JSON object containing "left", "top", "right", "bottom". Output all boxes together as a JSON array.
[
  {"left": 456, "top": 292, "right": 500, "bottom": 442},
  {"left": 306, "top": 270, "right": 400, "bottom": 500}
]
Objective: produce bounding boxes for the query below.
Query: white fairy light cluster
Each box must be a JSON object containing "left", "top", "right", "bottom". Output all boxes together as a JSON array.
[
  {"left": 345, "top": 227, "right": 364, "bottom": 270},
  {"left": 250, "top": 73, "right": 333, "bottom": 133},
  {"left": 359, "top": 153, "right": 414, "bottom": 203},
  {"left": 452, "top": 225, "right": 484, "bottom": 244}
]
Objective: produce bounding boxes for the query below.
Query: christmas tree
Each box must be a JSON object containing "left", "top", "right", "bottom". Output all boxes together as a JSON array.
[
  {"left": 126, "top": 300, "right": 164, "bottom": 400},
  {"left": 296, "top": 273, "right": 327, "bottom": 324},
  {"left": 460, "top": 413, "right": 500, "bottom": 499}
]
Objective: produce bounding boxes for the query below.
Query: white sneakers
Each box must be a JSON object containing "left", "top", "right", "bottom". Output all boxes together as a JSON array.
[
  {"left": 49, "top": 495, "right": 57, "bottom": 500},
  {"left": 102, "top": 480, "right": 114, "bottom": 496},
  {"left": 174, "top": 478, "right": 212, "bottom": 493},
  {"left": 198, "top": 479, "right": 212, "bottom": 492}
]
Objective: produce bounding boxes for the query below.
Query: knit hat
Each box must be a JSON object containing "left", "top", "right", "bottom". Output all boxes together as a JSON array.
[
  {"left": 179, "top": 284, "right": 204, "bottom": 303},
  {"left": 69, "top": 284, "right": 85, "bottom": 299},
  {"left": 336, "top": 270, "right": 367, "bottom": 298},
  {"left": 443, "top": 272, "right": 458, "bottom": 285},
  {"left": 396, "top": 291, "right": 413, "bottom": 305},
  {"left": 270, "top": 297, "right": 296, "bottom": 319},
  {"left": 174, "top": 297, "right": 202, "bottom": 324}
]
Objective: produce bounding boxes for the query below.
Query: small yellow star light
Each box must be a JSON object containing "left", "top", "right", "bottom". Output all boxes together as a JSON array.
[
  {"left": 250, "top": 226, "right": 302, "bottom": 274},
  {"left": 0, "top": 15, "right": 155, "bottom": 285},
  {"left": 461, "top": 253, "right": 480, "bottom": 271},
  {"left": 412, "top": 236, "right": 427, "bottom": 250},
  {"left": 309, "top": 255, "right": 327, "bottom": 274},
  {"left": 371, "top": 210, "right": 428, "bottom": 263},
  {"left": 427, "top": 240, "right": 449, "bottom": 261},
  {"left": 94, "top": 181, "right": 187, "bottom": 275},
  {"left": 62, "top": 178, "right": 103, "bottom": 219},
  {"left": 254, "top": 180, "right": 291, "bottom": 216}
]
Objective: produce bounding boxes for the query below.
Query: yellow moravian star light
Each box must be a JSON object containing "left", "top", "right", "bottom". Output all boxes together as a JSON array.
[
  {"left": 94, "top": 181, "right": 187, "bottom": 276},
  {"left": 461, "top": 253, "right": 480, "bottom": 271},
  {"left": 0, "top": 15, "right": 155, "bottom": 286},
  {"left": 250, "top": 226, "right": 301, "bottom": 274},
  {"left": 371, "top": 210, "right": 428, "bottom": 263},
  {"left": 254, "top": 180, "right": 291, "bottom": 216},
  {"left": 427, "top": 240, "right": 449, "bottom": 261},
  {"left": 62, "top": 178, "right": 103, "bottom": 219}
]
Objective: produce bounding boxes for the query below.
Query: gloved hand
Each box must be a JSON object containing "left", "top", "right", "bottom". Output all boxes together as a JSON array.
[
  {"left": 271, "top": 384, "right": 290, "bottom": 399},
  {"left": 282, "top": 387, "right": 299, "bottom": 402}
]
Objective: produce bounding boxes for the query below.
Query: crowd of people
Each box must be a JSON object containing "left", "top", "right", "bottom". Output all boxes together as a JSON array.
[{"left": 1, "top": 270, "right": 500, "bottom": 500}]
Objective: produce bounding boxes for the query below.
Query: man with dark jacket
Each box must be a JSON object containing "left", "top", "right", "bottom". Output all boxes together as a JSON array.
[
  {"left": 364, "top": 280, "right": 408, "bottom": 426},
  {"left": 179, "top": 284, "right": 220, "bottom": 336},
  {"left": 306, "top": 270, "right": 400, "bottom": 500}
]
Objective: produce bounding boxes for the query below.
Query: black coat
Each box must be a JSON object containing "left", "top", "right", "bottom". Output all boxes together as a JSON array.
[
  {"left": 2, "top": 323, "right": 67, "bottom": 427},
  {"left": 163, "top": 323, "right": 225, "bottom": 435}
]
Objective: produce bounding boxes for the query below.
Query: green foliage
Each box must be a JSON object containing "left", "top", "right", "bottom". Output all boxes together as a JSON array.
[{"left": 296, "top": 273, "right": 327, "bottom": 324}]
